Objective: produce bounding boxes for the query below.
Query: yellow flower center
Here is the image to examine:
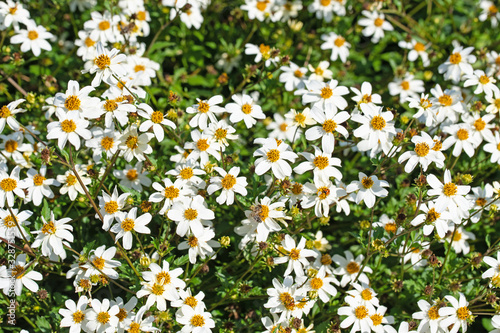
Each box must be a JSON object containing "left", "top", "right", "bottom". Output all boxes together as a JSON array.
[
  {"left": 188, "top": 235, "right": 198, "bottom": 247},
  {"left": 151, "top": 111, "right": 164, "bottom": 124},
  {"left": 96, "top": 311, "right": 110, "bottom": 324},
  {"left": 479, "top": 75, "right": 490, "bottom": 85},
  {"left": 360, "top": 94, "right": 372, "bottom": 104},
  {"left": 64, "top": 95, "right": 81, "bottom": 111},
  {"left": 27, "top": 30, "right": 38, "bottom": 40},
  {"left": 98, "top": 20, "right": 110, "bottom": 30},
  {"left": 151, "top": 283, "right": 164, "bottom": 295},
  {"left": 61, "top": 119, "right": 77, "bottom": 133},
  {"left": 321, "top": 253, "right": 332, "bottom": 265},
  {"left": 474, "top": 118, "right": 486, "bottom": 131},
  {"left": 456, "top": 128, "right": 469, "bottom": 140},
  {"left": 116, "top": 308, "right": 127, "bottom": 322},
  {"left": 322, "top": 119, "right": 337, "bottom": 133},
  {"left": 104, "top": 100, "right": 118, "bottom": 112},
  {"left": 66, "top": 174, "right": 77, "bottom": 186},
  {"left": 289, "top": 248, "right": 300, "bottom": 260},
  {"left": 241, "top": 103, "right": 252, "bottom": 114},
  {"left": 456, "top": 306, "right": 470, "bottom": 320},
  {"left": 334, "top": 37, "right": 345, "bottom": 47},
  {"left": 9, "top": 6, "right": 17, "bottom": 14},
  {"left": 11, "top": 265, "right": 24, "bottom": 279},
  {"left": 320, "top": 0, "right": 331, "bottom": 6},
  {"left": 221, "top": 174, "right": 236, "bottom": 189},
  {"left": 317, "top": 186, "right": 330, "bottom": 200},
  {"left": 361, "top": 289, "right": 373, "bottom": 300},
  {"left": 414, "top": 42, "right": 426, "bottom": 52},
  {"left": 384, "top": 222, "right": 397, "bottom": 233},
  {"left": 438, "top": 94, "right": 452, "bottom": 106},
  {"left": 421, "top": 98, "right": 432, "bottom": 109},
  {"left": 476, "top": 198, "right": 487, "bottom": 206},
  {"left": 0, "top": 106, "right": 11, "bottom": 118},
  {"left": 180, "top": 167, "right": 193, "bottom": 180},
  {"left": 259, "top": 205, "right": 269, "bottom": 220},
  {"left": 453, "top": 231, "right": 462, "bottom": 241},
  {"left": 432, "top": 140, "right": 442, "bottom": 151},
  {"left": 294, "top": 113, "right": 306, "bottom": 125},
  {"left": 125, "top": 169, "right": 138, "bottom": 181},
  {"left": 84, "top": 37, "right": 95, "bottom": 47},
  {"left": 400, "top": 81, "right": 410, "bottom": 90},
  {"left": 320, "top": 87, "right": 333, "bottom": 99},
  {"left": 184, "top": 296, "right": 198, "bottom": 308},
  {"left": 215, "top": 128, "right": 228, "bottom": 140},
  {"left": 361, "top": 176, "right": 374, "bottom": 189},
  {"left": 279, "top": 292, "right": 296, "bottom": 310},
  {"left": 490, "top": 5, "right": 499, "bottom": 14},
  {"left": 121, "top": 218, "right": 135, "bottom": 232},
  {"left": 101, "top": 136, "right": 114, "bottom": 151},
  {"left": 128, "top": 322, "right": 140, "bottom": 333},
  {"left": 443, "top": 182, "right": 457, "bottom": 197},
  {"left": 92, "top": 256, "right": 105, "bottom": 270},
  {"left": 346, "top": 261, "right": 360, "bottom": 274},
  {"left": 125, "top": 135, "right": 138, "bottom": 149},
  {"left": 41, "top": 221, "right": 56, "bottom": 234},
  {"left": 198, "top": 101, "right": 210, "bottom": 113},
  {"left": 374, "top": 18, "right": 384, "bottom": 27},
  {"left": 191, "top": 314, "right": 205, "bottom": 327},
  {"left": 104, "top": 201, "right": 119, "bottom": 214},
  {"left": 310, "top": 277, "right": 323, "bottom": 290},
  {"left": 164, "top": 186, "right": 180, "bottom": 200},
  {"left": 4, "top": 140, "right": 17, "bottom": 153},
  {"left": 290, "top": 183, "right": 303, "bottom": 195},
  {"left": 414, "top": 142, "right": 430, "bottom": 157},
  {"left": 184, "top": 208, "right": 198, "bottom": 220},
  {"left": 294, "top": 70, "right": 304, "bottom": 78},
  {"left": 72, "top": 310, "right": 85, "bottom": 324},
  {"left": 426, "top": 208, "right": 441, "bottom": 222},
  {"left": 156, "top": 271, "right": 171, "bottom": 285},
  {"left": 355, "top": 306, "right": 369, "bottom": 319},
  {"left": 31, "top": 174, "right": 45, "bottom": 186},
  {"left": 313, "top": 156, "right": 329, "bottom": 170},
  {"left": 94, "top": 55, "right": 111, "bottom": 70},
  {"left": 259, "top": 43, "right": 270, "bottom": 56},
  {"left": 279, "top": 123, "right": 288, "bottom": 132},
  {"left": 495, "top": 99, "right": 500, "bottom": 108},
  {"left": 315, "top": 66, "right": 324, "bottom": 76},
  {"left": 370, "top": 314, "right": 383, "bottom": 326},
  {"left": 3, "top": 214, "right": 16, "bottom": 228},
  {"left": 449, "top": 52, "right": 462, "bottom": 64},
  {"left": 196, "top": 139, "right": 209, "bottom": 151},
  {"left": 370, "top": 115, "right": 386, "bottom": 130},
  {"left": 0, "top": 178, "right": 17, "bottom": 192},
  {"left": 266, "top": 149, "right": 280, "bottom": 162},
  {"left": 134, "top": 64, "right": 146, "bottom": 72}
]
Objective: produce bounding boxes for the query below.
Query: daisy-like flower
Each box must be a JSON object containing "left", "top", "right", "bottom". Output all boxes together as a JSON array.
[
  {"left": 463, "top": 113, "right": 495, "bottom": 144},
  {"left": 274, "top": 235, "right": 317, "bottom": 276},
  {"left": 298, "top": 79, "right": 349, "bottom": 110},
  {"left": 171, "top": 288, "right": 206, "bottom": 312},
  {"left": 358, "top": 10, "right": 393, "bottom": 43},
  {"left": 409, "top": 93, "right": 436, "bottom": 126},
  {"left": 298, "top": 266, "right": 339, "bottom": 302},
  {"left": 84, "top": 245, "right": 121, "bottom": 280},
  {"left": 0, "top": 208, "right": 32, "bottom": 241},
  {"left": 0, "top": 98, "right": 25, "bottom": 132},
  {"left": 410, "top": 202, "right": 451, "bottom": 238},
  {"left": 167, "top": 195, "right": 215, "bottom": 237},
  {"left": 185, "top": 130, "right": 222, "bottom": 166},
  {"left": 207, "top": 166, "right": 247, "bottom": 205},
  {"left": 246, "top": 196, "right": 288, "bottom": 242},
  {"left": 302, "top": 180, "right": 347, "bottom": 217},
  {"left": 398, "top": 39, "right": 430, "bottom": 66},
  {"left": 369, "top": 306, "right": 395, "bottom": 333},
  {"left": 466, "top": 184, "right": 495, "bottom": 223},
  {"left": 97, "top": 187, "right": 130, "bottom": 231},
  {"left": 294, "top": 145, "right": 342, "bottom": 184},
  {"left": 442, "top": 123, "right": 480, "bottom": 157},
  {"left": 178, "top": 228, "right": 220, "bottom": 264},
  {"left": 47, "top": 110, "right": 91, "bottom": 150},
  {"left": 346, "top": 283, "right": 379, "bottom": 308},
  {"left": 311, "top": 230, "right": 331, "bottom": 252},
  {"left": 398, "top": 132, "right": 445, "bottom": 173},
  {"left": 127, "top": 55, "right": 159, "bottom": 86},
  {"left": 285, "top": 108, "right": 316, "bottom": 129},
  {"left": 10, "top": 19, "right": 53, "bottom": 57},
  {"left": 484, "top": 131, "right": 500, "bottom": 164},
  {"left": 126, "top": 306, "right": 159, "bottom": 333},
  {"left": 177, "top": 305, "right": 215, "bottom": 333},
  {"left": 59, "top": 295, "right": 89, "bottom": 333},
  {"left": 82, "top": 42, "right": 127, "bottom": 87},
  {"left": 0, "top": 165, "right": 27, "bottom": 208},
  {"left": 57, "top": 168, "right": 91, "bottom": 201},
  {"left": 438, "top": 293, "right": 471, "bottom": 333},
  {"left": 351, "top": 103, "right": 397, "bottom": 158},
  {"left": 53, "top": 80, "right": 99, "bottom": 116},
  {"left": 119, "top": 125, "right": 154, "bottom": 162},
  {"left": 149, "top": 178, "right": 193, "bottom": 215},
  {"left": 346, "top": 172, "right": 389, "bottom": 209},
  {"left": 388, "top": 74, "right": 425, "bottom": 103},
  {"left": 266, "top": 113, "right": 299, "bottom": 143},
  {"left": 253, "top": 138, "right": 298, "bottom": 179},
  {"left": 333, "top": 250, "right": 372, "bottom": 287},
  {"left": 111, "top": 207, "right": 151, "bottom": 250},
  {"left": 186, "top": 95, "right": 224, "bottom": 130},
  {"left": 86, "top": 127, "right": 121, "bottom": 163},
  {"left": 0, "top": 1, "right": 30, "bottom": 30},
  {"left": 31, "top": 211, "right": 73, "bottom": 260},
  {"left": 204, "top": 120, "right": 238, "bottom": 147},
  {"left": 447, "top": 226, "right": 475, "bottom": 254},
  {"left": 305, "top": 104, "right": 350, "bottom": 153},
  {"left": 0, "top": 254, "right": 42, "bottom": 296},
  {"left": 479, "top": 0, "right": 500, "bottom": 26},
  {"left": 166, "top": 161, "right": 206, "bottom": 188},
  {"left": 245, "top": 42, "right": 279, "bottom": 67},
  {"left": 463, "top": 69, "right": 499, "bottom": 97},
  {"left": 308, "top": 0, "right": 337, "bottom": 22},
  {"left": 113, "top": 162, "right": 151, "bottom": 191},
  {"left": 438, "top": 44, "right": 476, "bottom": 83},
  {"left": 0, "top": 132, "right": 34, "bottom": 168},
  {"left": 482, "top": 251, "right": 500, "bottom": 282},
  {"left": 307, "top": 61, "right": 333, "bottom": 82},
  {"left": 85, "top": 298, "right": 120, "bottom": 333},
  {"left": 84, "top": 11, "right": 119, "bottom": 43},
  {"left": 111, "top": 296, "right": 137, "bottom": 333},
  {"left": 491, "top": 315, "right": 500, "bottom": 333},
  {"left": 321, "top": 32, "right": 351, "bottom": 63},
  {"left": 226, "top": 93, "right": 265, "bottom": 129},
  {"left": 74, "top": 30, "right": 97, "bottom": 61},
  {"left": 338, "top": 296, "right": 376, "bottom": 333},
  {"left": 427, "top": 169, "right": 471, "bottom": 219},
  {"left": 264, "top": 276, "right": 305, "bottom": 322},
  {"left": 87, "top": 97, "right": 136, "bottom": 128},
  {"left": 351, "top": 82, "right": 383, "bottom": 111},
  {"left": 429, "top": 84, "right": 465, "bottom": 124},
  {"left": 138, "top": 103, "right": 176, "bottom": 142},
  {"left": 279, "top": 62, "right": 308, "bottom": 91},
  {"left": 412, "top": 300, "right": 443, "bottom": 333},
  {"left": 485, "top": 91, "right": 500, "bottom": 113}
]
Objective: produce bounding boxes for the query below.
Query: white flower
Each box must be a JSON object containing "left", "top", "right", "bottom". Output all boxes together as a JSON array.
[
  {"left": 429, "top": 84, "right": 465, "bottom": 124},
  {"left": 266, "top": 113, "right": 300, "bottom": 143},
  {"left": 111, "top": 207, "right": 151, "bottom": 250},
  {"left": 369, "top": 306, "right": 396, "bottom": 333},
  {"left": 97, "top": 186, "right": 130, "bottom": 231},
  {"left": 284, "top": 108, "right": 316, "bottom": 129},
  {"left": 32, "top": 211, "right": 73, "bottom": 260},
  {"left": 0, "top": 132, "right": 34, "bottom": 168},
  {"left": 321, "top": 32, "right": 351, "bottom": 63},
  {"left": 119, "top": 125, "right": 154, "bottom": 162},
  {"left": 358, "top": 11, "right": 393, "bottom": 43},
  {"left": 398, "top": 39, "right": 430, "bottom": 66},
  {"left": 82, "top": 42, "right": 127, "bottom": 87},
  {"left": 75, "top": 30, "right": 97, "bottom": 61},
  {"left": 305, "top": 104, "right": 350, "bottom": 153},
  {"left": 111, "top": 296, "right": 137, "bottom": 333},
  {"left": 0, "top": 208, "right": 31, "bottom": 241},
  {"left": 87, "top": 97, "right": 136, "bottom": 128},
  {"left": 53, "top": 80, "right": 99, "bottom": 116},
  {"left": 442, "top": 123, "right": 480, "bottom": 158},
  {"left": 176, "top": 305, "right": 215, "bottom": 333},
  {"left": 294, "top": 145, "right": 342, "bottom": 184},
  {"left": 412, "top": 300, "right": 443, "bottom": 333},
  {"left": 85, "top": 298, "right": 120, "bottom": 333},
  {"left": 410, "top": 202, "right": 451, "bottom": 238},
  {"left": 138, "top": 103, "right": 176, "bottom": 142},
  {"left": 0, "top": 1, "right": 30, "bottom": 30},
  {"left": 438, "top": 44, "right": 476, "bottom": 83},
  {"left": 479, "top": 1, "right": 500, "bottom": 26},
  {"left": 84, "top": 11, "right": 119, "bottom": 43},
  {"left": 333, "top": 250, "right": 372, "bottom": 287},
  {"left": 485, "top": 91, "right": 500, "bottom": 113},
  {"left": 253, "top": 138, "right": 298, "bottom": 179},
  {"left": 59, "top": 295, "right": 90, "bottom": 333},
  {"left": 226, "top": 93, "right": 265, "bottom": 128},
  {"left": 264, "top": 276, "right": 305, "bottom": 322},
  {"left": 308, "top": 0, "right": 337, "bottom": 22},
  {"left": 297, "top": 79, "right": 349, "bottom": 110},
  {"left": 299, "top": 266, "right": 338, "bottom": 302},
  {"left": 427, "top": 169, "right": 471, "bottom": 220},
  {"left": 351, "top": 82, "right": 382, "bottom": 108},
  {"left": 0, "top": 98, "right": 26, "bottom": 132},
  {"left": 245, "top": 196, "right": 288, "bottom": 242},
  {"left": 484, "top": 131, "right": 500, "bottom": 164},
  {"left": 274, "top": 235, "right": 317, "bottom": 276},
  {"left": 463, "top": 69, "right": 499, "bottom": 97},
  {"left": 438, "top": 293, "right": 471, "bottom": 333},
  {"left": 307, "top": 61, "right": 333, "bottom": 82},
  {"left": 279, "top": 62, "right": 308, "bottom": 91},
  {"left": 186, "top": 95, "right": 224, "bottom": 130},
  {"left": 84, "top": 245, "right": 121, "bottom": 280},
  {"left": 302, "top": 180, "right": 347, "bottom": 217},
  {"left": 338, "top": 296, "right": 376, "bottom": 333},
  {"left": 204, "top": 120, "right": 238, "bottom": 147},
  {"left": 398, "top": 132, "right": 445, "bottom": 172},
  {"left": 178, "top": 228, "right": 220, "bottom": 264},
  {"left": 245, "top": 42, "right": 279, "bottom": 66},
  {"left": 346, "top": 172, "right": 389, "bottom": 208},
  {"left": 113, "top": 162, "right": 151, "bottom": 191},
  {"left": 86, "top": 127, "right": 121, "bottom": 163},
  {"left": 127, "top": 55, "right": 160, "bottom": 86},
  {"left": 10, "top": 19, "right": 53, "bottom": 57},
  {"left": 207, "top": 166, "right": 247, "bottom": 205},
  {"left": 167, "top": 195, "right": 215, "bottom": 237},
  {"left": 346, "top": 283, "right": 379, "bottom": 308},
  {"left": 447, "top": 226, "right": 475, "bottom": 255},
  {"left": 0, "top": 254, "right": 42, "bottom": 296},
  {"left": 57, "top": 168, "right": 91, "bottom": 201},
  {"left": 409, "top": 93, "right": 435, "bottom": 127},
  {"left": 482, "top": 252, "right": 500, "bottom": 280},
  {"left": 184, "top": 130, "right": 222, "bottom": 166},
  {"left": 149, "top": 178, "right": 193, "bottom": 215},
  {"left": 0, "top": 165, "right": 28, "bottom": 207},
  {"left": 388, "top": 74, "right": 425, "bottom": 102},
  {"left": 463, "top": 113, "right": 495, "bottom": 144},
  {"left": 166, "top": 161, "right": 206, "bottom": 188},
  {"left": 126, "top": 306, "right": 160, "bottom": 333},
  {"left": 46, "top": 110, "right": 91, "bottom": 150}
]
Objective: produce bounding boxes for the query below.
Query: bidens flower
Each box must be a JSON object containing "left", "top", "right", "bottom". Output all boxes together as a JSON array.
[
  {"left": 253, "top": 138, "right": 298, "bottom": 180},
  {"left": 10, "top": 19, "right": 53, "bottom": 57},
  {"left": 207, "top": 166, "right": 248, "bottom": 205}
]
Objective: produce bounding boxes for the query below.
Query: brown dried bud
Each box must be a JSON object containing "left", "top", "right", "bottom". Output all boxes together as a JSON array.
[
  {"left": 415, "top": 174, "right": 427, "bottom": 187},
  {"left": 291, "top": 318, "right": 302, "bottom": 330},
  {"left": 270, "top": 48, "right": 280, "bottom": 58},
  {"left": 206, "top": 65, "right": 218, "bottom": 75},
  {"left": 395, "top": 131, "right": 405, "bottom": 142},
  {"left": 409, "top": 321, "right": 418, "bottom": 331},
  {"left": 471, "top": 253, "right": 483, "bottom": 267},
  {"left": 392, "top": 280, "right": 403, "bottom": 292},
  {"left": 258, "top": 242, "right": 269, "bottom": 251},
  {"left": 406, "top": 193, "right": 417, "bottom": 205},
  {"left": 421, "top": 249, "right": 433, "bottom": 259},
  {"left": 266, "top": 256, "right": 275, "bottom": 266},
  {"left": 225, "top": 155, "right": 233, "bottom": 165},
  {"left": 41, "top": 148, "right": 51, "bottom": 164},
  {"left": 281, "top": 55, "right": 290, "bottom": 65},
  {"left": 37, "top": 289, "right": 48, "bottom": 300},
  {"left": 487, "top": 293, "right": 497, "bottom": 305},
  {"left": 169, "top": 90, "right": 179, "bottom": 103},
  {"left": 396, "top": 213, "right": 406, "bottom": 222},
  {"left": 449, "top": 281, "right": 462, "bottom": 292},
  {"left": 428, "top": 254, "right": 441, "bottom": 267},
  {"left": 423, "top": 285, "right": 434, "bottom": 296},
  {"left": 281, "top": 179, "right": 292, "bottom": 192},
  {"left": 218, "top": 73, "right": 229, "bottom": 85},
  {"left": 409, "top": 128, "right": 418, "bottom": 137},
  {"left": 200, "top": 263, "right": 210, "bottom": 274},
  {"left": 140, "top": 201, "right": 152, "bottom": 213},
  {"left": 239, "top": 284, "right": 251, "bottom": 294}
]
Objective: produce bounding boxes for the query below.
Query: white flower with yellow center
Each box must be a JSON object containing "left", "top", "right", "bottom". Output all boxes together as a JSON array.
[
  {"left": 305, "top": 105, "right": 350, "bottom": 153},
  {"left": 302, "top": 180, "right": 347, "bottom": 217},
  {"left": 87, "top": 96, "right": 136, "bottom": 128},
  {"left": 0, "top": 131, "right": 33, "bottom": 168},
  {"left": 427, "top": 169, "right": 471, "bottom": 220},
  {"left": 409, "top": 93, "right": 436, "bottom": 127},
  {"left": 321, "top": 32, "right": 351, "bottom": 63},
  {"left": 285, "top": 107, "right": 316, "bottom": 130},
  {"left": 184, "top": 130, "right": 222, "bottom": 166},
  {"left": 369, "top": 306, "right": 395, "bottom": 333},
  {"left": 126, "top": 306, "right": 159, "bottom": 333},
  {"left": 82, "top": 42, "right": 127, "bottom": 87},
  {"left": 226, "top": 93, "right": 265, "bottom": 128},
  {"left": 178, "top": 228, "right": 220, "bottom": 264},
  {"left": 295, "top": 145, "right": 342, "bottom": 184},
  {"left": 466, "top": 184, "right": 495, "bottom": 223},
  {"left": 464, "top": 69, "right": 499, "bottom": 97},
  {"left": 166, "top": 160, "right": 206, "bottom": 188},
  {"left": 484, "top": 131, "right": 500, "bottom": 164},
  {"left": 0, "top": 165, "right": 27, "bottom": 208},
  {"left": 85, "top": 298, "right": 120, "bottom": 333},
  {"left": 463, "top": 112, "right": 495, "bottom": 144},
  {"left": 0, "top": 0, "right": 30, "bottom": 30},
  {"left": 346, "top": 283, "right": 379, "bottom": 308},
  {"left": 373, "top": 214, "right": 401, "bottom": 238},
  {"left": 264, "top": 276, "right": 305, "bottom": 322},
  {"left": 298, "top": 79, "right": 349, "bottom": 111},
  {"left": 75, "top": 30, "right": 97, "bottom": 61},
  {"left": 482, "top": 251, "right": 500, "bottom": 281},
  {"left": 168, "top": 195, "right": 215, "bottom": 237},
  {"left": 110, "top": 296, "right": 137, "bottom": 333},
  {"left": 138, "top": 103, "right": 176, "bottom": 142},
  {"left": 47, "top": 110, "right": 91, "bottom": 150},
  {"left": 118, "top": 125, "right": 154, "bottom": 162},
  {"left": 412, "top": 300, "right": 443, "bottom": 333},
  {"left": 410, "top": 202, "right": 451, "bottom": 238},
  {"left": 245, "top": 196, "right": 288, "bottom": 242},
  {"left": 274, "top": 235, "right": 317, "bottom": 276},
  {"left": 149, "top": 178, "right": 193, "bottom": 215},
  {"left": 98, "top": 186, "right": 130, "bottom": 231},
  {"left": 207, "top": 166, "right": 248, "bottom": 205},
  {"left": 171, "top": 288, "right": 206, "bottom": 314},
  {"left": 204, "top": 119, "right": 238, "bottom": 147},
  {"left": 0, "top": 254, "right": 42, "bottom": 296},
  {"left": 176, "top": 305, "right": 215, "bottom": 333},
  {"left": 111, "top": 207, "right": 151, "bottom": 250},
  {"left": 438, "top": 293, "right": 471, "bottom": 333},
  {"left": 127, "top": 55, "right": 159, "bottom": 86},
  {"left": 253, "top": 137, "right": 298, "bottom": 179},
  {"left": 398, "top": 132, "right": 445, "bottom": 173},
  {"left": 388, "top": 73, "right": 425, "bottom": 103},
  {"left": 84, "top": 245, "right": 121, "bottom": 280},
  {"left": 53, "top": 80, "right": 99, "bottom": 116},
  {"left": 113, "top": 162, "right": 151, "bottom": 192},
  {"left": 479, "top": 0, "right": 500, "bottom": 26},
  {"left": 346, "top": 172, "right": 389, "bottom": 209},
  {"left": 442, "top": 123, "right": 480, "bottom": 157},
  {"left": 0, "top": 98, "right": 25, "bottom": 133},
  {"left": 438, "top": 44, "right": 476, "bottom": 83},
  {"left": 333, "top": 250, "right": 372, "bottom": 287},
  {"left": 186, "top": 95, "right": 224, "bottom": 130},
  {"left": 31, "top": 211, "right": 73, "bottom": 260},
  {"left": 267, "top": 113, "right": 300, "bottom": 143},
  {"left": 398, "top": 39, "right": 430, "bottom": 66},
  {"left": 57, "top": 168, "right": 91, "bottom": 201},
  {"left": 351, "top": 82, "right": 382, "bottom": 109},
  {"left": 86, "top": 127, "right": 121, "bottom": 163},
  {"left": 446, "top": 226, "right": 475, "bottom": 254},
  {"left": 10, "top": 19, "right": 54, "bottom": 57},
  {"left": 308, "top": 0, "right": 337, "bottom": 22},
  {"left": 0, "top": 208, "right": 31, "bottom": 241},
  {"left": 245, "top": 42, "right": 279, "bottom": 67},
  {"left": 485, "top": 91, "right": 500, "bottom": 113},
  {"left": 59, "top": 295, "right": 89, "bottom": 333},
  {"left": 83, "top": 11, "right": 119, "bottom": 43},
  {"left": 429, "top": 84, "right": 464, "bottom": 124},
  {"left": 279, "top": 62, "right": 308, "bottom": 91},
  {"left": 240, "top": 0, "right": 271, "bottom": 21},
  {"left": 338, "top": 296, "right": 376, "bottom": 333},
  {"left": 307, "top": 61, "right": 333, "bottom": 82},
  {"left": 358, "top": 10, "right": 393, "bottom": 43}
]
